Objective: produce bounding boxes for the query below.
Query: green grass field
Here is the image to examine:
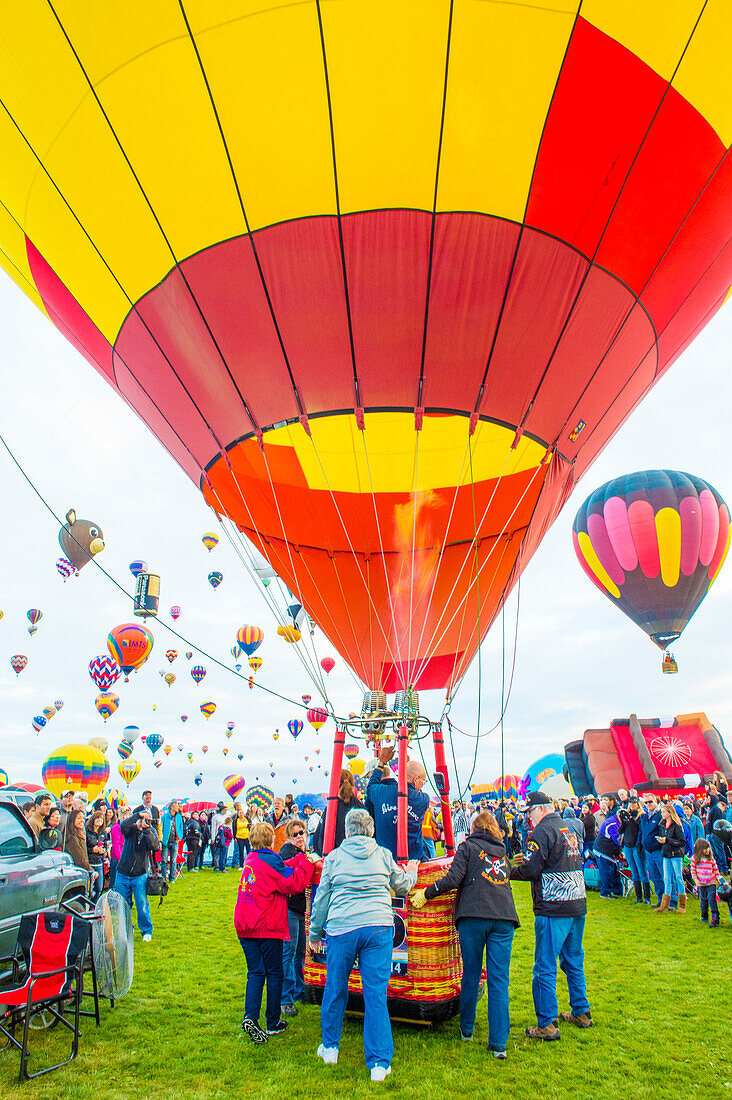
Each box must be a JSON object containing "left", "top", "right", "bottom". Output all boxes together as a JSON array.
[{"left": 1, "top": 871, "right": 728, "bottom": 1098}]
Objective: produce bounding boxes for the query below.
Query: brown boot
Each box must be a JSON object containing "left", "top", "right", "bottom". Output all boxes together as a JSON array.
[
  {"left": 654, "top": 895, "right": 671, "bottom": 913},
  {"left": 525, "top": 1023, "right": 560, "bottom": 1041},
  {"left": 560, "top": 1011, "right": 593, "bottom": 1028},
  {"left": 676, "top": 895, "right": 687, "bottom": 914}
]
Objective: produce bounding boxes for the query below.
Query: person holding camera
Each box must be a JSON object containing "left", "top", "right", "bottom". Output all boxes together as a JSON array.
[
  {"left": 114, "top": 809, "right": 161, "bottom": 942},
  {"left": 619, "top": 796, "right": 650, "bottom": 904}
]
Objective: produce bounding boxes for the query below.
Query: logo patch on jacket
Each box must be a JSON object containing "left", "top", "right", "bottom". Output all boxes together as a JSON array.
[
  {"left": 559, "top": 827, "right": 580, "bottom": 859},
  {"left": 479, "top": 852, "right": 510, "bottom": 886}
]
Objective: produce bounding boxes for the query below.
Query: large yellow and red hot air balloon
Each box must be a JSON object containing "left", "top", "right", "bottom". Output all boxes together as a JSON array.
[
  {"left": 1, "top": 5, "right": 731, "bottom": 695},
  {"left": 107, "top": 623, "right": 154, "bottom": 681},
  {"left": 42, "top": 743, "right": 110, "bottom": 800}
]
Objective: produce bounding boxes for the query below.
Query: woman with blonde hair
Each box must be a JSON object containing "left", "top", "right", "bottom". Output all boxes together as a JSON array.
[
  {"left": 656, "top": 801, "right": 687, "bottom": 914},
  {"left": 235, "top": 820, "right": 317, "bottom": 1045},
  {"left": 411, "top": 810, "right": 520, "bottom": 1059}
]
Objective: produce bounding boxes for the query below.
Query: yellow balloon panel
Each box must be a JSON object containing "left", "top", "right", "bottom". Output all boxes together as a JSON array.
[{"left": 438, "top": 0, "right": 576, "bottom": 221}]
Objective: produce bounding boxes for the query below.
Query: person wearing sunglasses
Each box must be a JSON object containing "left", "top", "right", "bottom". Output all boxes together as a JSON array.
[
  {"left": 638, "top": 794, "right": 670, "bottom": 909},
  {"left": 279, "top": 818, "right": 312, "bottom": 1017}
]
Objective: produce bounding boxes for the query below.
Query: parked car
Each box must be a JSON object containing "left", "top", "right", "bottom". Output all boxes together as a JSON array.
[{"left": 0, "top": 800, "right": 90, "bottom": 960}]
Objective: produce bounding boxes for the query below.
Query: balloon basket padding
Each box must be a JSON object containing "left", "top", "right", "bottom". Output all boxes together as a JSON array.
[{"left": 303, "top": 856, "right": 465, "bottom": 1026}]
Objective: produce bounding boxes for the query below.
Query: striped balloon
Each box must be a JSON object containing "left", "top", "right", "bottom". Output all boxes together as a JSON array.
[
  {"left": 117, "top": 740, "right": 133, "bottom": 760},
  {"left": 246, "top": 784, "right": 274, "bottom": 810},
  {"left": 0, "top": 768, "right": 9, "bottom": 788},
  {"left": 191, "top": 665, "right": 206, "bottom": 684},
  {"left": 236, "top": 625, "right": 264, "bottom": 657},
  {"left": 288, "top": 719, "right": 303, "bottom": 740},
  {"left": 344, "top": 744, "right": 359, "bottom": 760},
  {"left": 118, "top": 759, "right": 141, "bottom": 786},
  {"left": 573, "top": 470, "right": 730, "bottom": 654},
  {"left": 200, "top": 701, "right": 217, "bottom": 719},
  {"left": 307, "top": 707, "right": 328, "bottom": 731},
  {"left": 55, "top": 556, "right": 76, "bottom": 580},
  {"left": 202, "top": 533, "right": 219, "bottom": 551},
  {"left": 95, "top": 693, "right": 120, "bottom": 722},
  {"left": 248, "top": 656, "right": 262, "bottom": 672},
  {"left": 89, "top": 655, "right": 120, "bottom": 692},
  {"left": 43, "top": 743, "right": 110, "bottom": 799}
]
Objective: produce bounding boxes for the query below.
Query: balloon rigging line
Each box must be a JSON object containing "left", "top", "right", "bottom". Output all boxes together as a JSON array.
[{"left": 0, "top": 428, "right": 333, "bottom": 718}]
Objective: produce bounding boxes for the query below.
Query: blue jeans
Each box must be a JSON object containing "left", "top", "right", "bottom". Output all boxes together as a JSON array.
[
  {"left": 594, "top": 851, "right": 622, "bottom": 896},
  {"left": 282, "top": 911, "right": 305, "bottom": 1005},
  {"left": 216, "top": 845, "right": 227, "bottom": 872},
  {"left": 457, "top": 917, "right": 514, "bottom": 1051},
  {"left": 422, "top": 837, "right": 436, "bottom": 860},
  {"left": 162, "top": 844, "right": 177, "bottom": 881},
  {"left": 113, "top": 871, "right": 152, "bottom": 936},
  {"left": 239, "top": 938, "right": 283, "bottom": 1030},
  {"left": 623, "top": 846, "right": 648, "bottom": 883},
  {"left": 532, "top": 915, "right": 590, "bottom": 1028},
  {"left": 662, "top": 857, "right": 686, "bottom": 896},
  {"left": 89, "top": 863, "right": 104, "bottom": 902},
  {"left": 322, "top": 925, "right": 393, "bottom": 1069},
  {"left": 644, "top": 849, "right": 665, "bottom": 905}
]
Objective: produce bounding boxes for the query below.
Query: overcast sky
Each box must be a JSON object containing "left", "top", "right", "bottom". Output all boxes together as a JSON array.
[{"left": 0, "top": 274, "right": 730, "bottom": 806}]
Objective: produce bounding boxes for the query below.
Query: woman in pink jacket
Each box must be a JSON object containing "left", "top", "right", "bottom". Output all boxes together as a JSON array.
[
  {"left": 109, "top": 807, "right": 131, "bottom": 890},
  {"left": 236, "top": 821, "right": 318, "bottom": 1044}
]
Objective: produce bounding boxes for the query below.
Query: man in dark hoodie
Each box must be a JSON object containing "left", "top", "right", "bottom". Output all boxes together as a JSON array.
[{"left": 510, "top": 791, "right": 591, "bottom": 1041}]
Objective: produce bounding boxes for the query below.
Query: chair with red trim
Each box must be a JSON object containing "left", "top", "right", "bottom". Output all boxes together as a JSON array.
[{"left": 0, "top": 910, "right": 90, "bottom": 1082}]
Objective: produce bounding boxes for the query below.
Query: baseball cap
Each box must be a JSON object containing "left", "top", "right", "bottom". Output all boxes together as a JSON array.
[{"left": 525, "top": 791, "right": 552, "bottom": 808}]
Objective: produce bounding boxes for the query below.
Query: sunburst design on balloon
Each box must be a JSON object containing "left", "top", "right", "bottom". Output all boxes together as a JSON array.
[{"left": 649, "top": 736, "right": 692, "bottom": 770}]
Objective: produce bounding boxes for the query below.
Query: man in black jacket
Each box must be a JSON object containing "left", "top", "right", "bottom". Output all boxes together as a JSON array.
[
  {"left": 511, "top": 792, "right": 591, "bottom": 1041},
  {"left": 114, "top": 810, "right": 161, "bottom": 942}
]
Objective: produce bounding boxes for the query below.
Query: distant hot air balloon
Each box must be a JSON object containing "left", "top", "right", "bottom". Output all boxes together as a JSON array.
[
  {"left": 288, "top": 719, "right": 304, "bottom": 740},
  {"left": 169, "top": 606, "right": 181, "bottom": 620},
  {"left": 164, "top": 673, "right": 176, "bottom": 687},
  {"left": 224, "top": 774, "right": 246, "bottom": 800},
  {"left": 54, "top": 699, "right": 64, "bottom": 711},
  {"left": 194, "top": 772, "right": 203, "bottom": 786},
  {"left": 187, "top": 753, "right": 194, "bottom": 764},
  {"left": 123, "top": 725, "right": 140, "bottom": 744},
  {"left": 27, "top": 625, "right": 38, "bottom": 636},
  {"left": 231, "top": 644, "right": 242, "bottom": 660},
  {"left": 273, "top": 732, "right": 279, "bottom": 741},
  {"left": 248, "top": 656, "right": 262, "bottom": 673},
  {"left": 32, "top": 716, "right": 47, "bottom": 733},
  {"left": 141, "top": 735, "right": 147, "bottom": 743},
  {"left": 129, "top": 560, "right": 147, "bottom": 579},
  {"left": 573, "top": 471, "right": 731, "bottom": 669},
  {"left": 59, "top": 510, "right": 104, "bottom": 572},
  {"left": 117, "top": 741, "right": 133, "bottom": 760},
  {"left": 202, "top": 745, "right": 209, "bottom": 754},
  {"left": 302, "top": 695, "right": 311, "bottom": 705},
  {"left": 315, "top": 748, "right": 321, "bottom": 756},
  {"left": 177, "top": 744, "right": 184, "bottom": 753},
  {"left": 226, "top": 722, "right": 235, "bottom": 734},
  {"left": 277, "top": 625, "right": 301, "bottom": 643},
  {"left": 208, "top": 572, "right": 223, "bottom": 589},
  {"left": 307, "top": 707, "right": 328, "bottom": 731},
  {"left": 10, "top": 655, "right": 27, "bottom": 675},
  {"left": 236, "top": 626, "right": 264, "bottom": 657},
  {"left": 344, "top": 744, "right": 359, "bottom": 760},
  {"left": 222, "top": 748, "right": 229, "bottom": 757},
  {"left": 154, "top": 759, "right": 162, "bottom": 769},
  {"left": 237, "top": 754, "right": 244, "bottom": 761},
  {"left": 200, "top": 701, "right": 217, "bottom": 720},
  {"left": 186, "top": 652, "right": 193, "bottom": 660},
  {"left": 166, "top": 649, "right": 178, "bottom": 663},
  {"left": 191, "top": 665, "right": 206, "bottom": 685},
  {"left": 180, "top": 715, "right": 188, "bottom": 723},
  {"left": 321, "top": 657, "right": 335, "bottom": 675},
  {"left": 27, "top": 609, "right": 42, "bottom": 626},
  {"left": 42, "top": 706, "right": 56, "bottom": 721},
  {"left": 89, "top": 655, "right": 121, "bottom": 693},
  {"left": 202, "top": 533, "right": 219, "bottom": 552},
  {"left": 88, "top": 736, "right": 108, "bottom": 753},
  {"left": 55, "top": 556, "right": 76, "bottom": 580},
  {"left": 43, "top": 743, "right": 110, "bottom": 800},
  {"left": 107, "top": 623, "right": 154, "bottom": 680},
  {"left": 118, "top": 759, "right": 141, "bottom": 787},
  {"left": 146, "top": 734, "right": 164, "bottom": 756},
  {"left": 95, "top": 693, "right": 120, "bottom": 722}
]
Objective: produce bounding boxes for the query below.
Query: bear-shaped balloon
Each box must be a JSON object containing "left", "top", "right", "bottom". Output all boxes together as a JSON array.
[{"left": 59, "top": 509, "right": 104, "bottom": 571}]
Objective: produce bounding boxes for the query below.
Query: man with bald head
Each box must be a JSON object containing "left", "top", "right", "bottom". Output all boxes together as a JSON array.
[{"left": 365, "top": 746, "right": 430, "bottom": 861}]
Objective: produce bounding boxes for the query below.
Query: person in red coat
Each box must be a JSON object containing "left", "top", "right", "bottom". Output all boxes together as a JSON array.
[{"left": 236, "top": 821, "right": 318, "bottom": 1044}]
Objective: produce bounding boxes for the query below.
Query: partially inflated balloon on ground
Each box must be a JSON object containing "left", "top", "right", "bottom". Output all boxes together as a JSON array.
[
  {"left": 224, "top": 774, "right": 246, "bottom": 800},
  {"left": 43, "top": 743, "right": 110, "bottom": 799},
  {"left": 118, "top": 759, "right": 140, "bottom": 786}
]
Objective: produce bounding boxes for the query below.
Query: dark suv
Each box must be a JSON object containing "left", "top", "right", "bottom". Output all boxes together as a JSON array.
[{"left": 0, "top": 800, "right": 90, "bottom": 958}]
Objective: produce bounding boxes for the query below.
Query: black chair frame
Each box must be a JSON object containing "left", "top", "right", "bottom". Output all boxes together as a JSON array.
[{"left": 0, "top": 957, "right": 84, "bottom": 1082}]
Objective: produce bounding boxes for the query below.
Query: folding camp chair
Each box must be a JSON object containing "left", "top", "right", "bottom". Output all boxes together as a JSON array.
[{"left": 0, "top": 911, "right": 90, "bottom": 1082}]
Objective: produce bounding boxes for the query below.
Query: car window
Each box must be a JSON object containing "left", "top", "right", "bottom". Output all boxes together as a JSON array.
[{"left": 0, "top": 806, "right": 35, "bottom": 857}]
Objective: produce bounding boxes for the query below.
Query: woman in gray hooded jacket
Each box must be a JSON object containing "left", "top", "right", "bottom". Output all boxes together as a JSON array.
[{"left": 308, "top": 807, "right": 418, "bottom": 1083}]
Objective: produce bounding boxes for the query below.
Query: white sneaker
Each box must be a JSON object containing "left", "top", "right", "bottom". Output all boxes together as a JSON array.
[
  {"left": 142, "top": 934, "right": 152, "bottom": 942},
  {"left": 317, "top": 1044, "right": 338, "bottom": 1065},
  {"left": 371, "top": 1066, "right": 391, "bottom": 1083}
]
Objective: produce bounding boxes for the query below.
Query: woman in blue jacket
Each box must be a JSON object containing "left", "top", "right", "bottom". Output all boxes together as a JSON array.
[{"left": 161, "top": 800, "right": 184, "bottom": 882}]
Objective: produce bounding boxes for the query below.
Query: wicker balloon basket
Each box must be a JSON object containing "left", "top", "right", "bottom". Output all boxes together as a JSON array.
[{"left": 302, "top": 856, "right": 463, "bottom": 1024}]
